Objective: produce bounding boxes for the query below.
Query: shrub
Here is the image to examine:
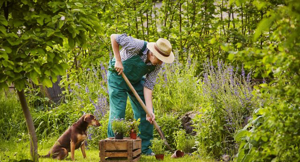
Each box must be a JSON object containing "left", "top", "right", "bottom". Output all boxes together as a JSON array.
[
  {"left": 235, "top": 99, "right": 300, "bottom": 161},
  {"left": 154, "top": 113, "right": 181, "bottom": 149},
  {"left": 0, "top": 91, "right": 27, "bottom": 140},
  {"left": 153, "top": 61, "right": 202, "bottom": 115},
  {"left": 150, "top": 138, "right": 165, "bottom": 155},
  {"left": 174, "top": 129, "right": 195, "bottom": 153},
  {"left": 193, "top": 60, "right": 258, "bottom": 158}
]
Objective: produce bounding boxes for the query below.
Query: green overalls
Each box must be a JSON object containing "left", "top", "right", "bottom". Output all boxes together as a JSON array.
[{"left": 107, "top": 42, "right": 156, "bottom": 155}]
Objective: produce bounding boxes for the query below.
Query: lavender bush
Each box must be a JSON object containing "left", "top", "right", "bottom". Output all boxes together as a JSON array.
[{"left": 193, "top": 60, "right": 259, "bottom": 159}]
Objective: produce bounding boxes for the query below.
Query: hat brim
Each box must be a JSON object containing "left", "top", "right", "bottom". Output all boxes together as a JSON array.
[{"left": 147, "top": 42, "right": 174, "bottom": 64}]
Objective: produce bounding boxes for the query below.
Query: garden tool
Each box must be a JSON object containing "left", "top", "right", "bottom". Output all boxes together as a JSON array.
[{"left": 121, "top": 72, "right": 174, "bottom": 152}]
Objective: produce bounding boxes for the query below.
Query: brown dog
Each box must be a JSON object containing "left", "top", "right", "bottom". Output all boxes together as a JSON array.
[{"left": 41, "top": 114, "right": 101, "bottom": 160}]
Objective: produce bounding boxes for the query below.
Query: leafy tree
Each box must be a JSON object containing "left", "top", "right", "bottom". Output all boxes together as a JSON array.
[
  {"left": 0, "top": 0, "right": 101, "bottom": 161},
  {"left": 230, "top": 0, "right": 300, "bottom": 161}
]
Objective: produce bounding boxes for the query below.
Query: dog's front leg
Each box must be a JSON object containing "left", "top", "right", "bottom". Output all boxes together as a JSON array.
[
  {"left": 80, "top": 142, "right": 87, "bottom": 159},
  {"left": 70, "top": 140, "right": 75, "bottom": 161}
]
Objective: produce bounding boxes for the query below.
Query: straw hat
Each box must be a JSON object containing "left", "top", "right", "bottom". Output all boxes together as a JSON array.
[{"left": 147, "top": 38, "right": 174, "bottom": 63}]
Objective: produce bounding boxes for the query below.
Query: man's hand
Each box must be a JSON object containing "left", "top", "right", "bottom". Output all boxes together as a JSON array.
[
  {"left": 115, "top": 60, "right": 124, "bottom": 75},
  {"left": 146, "top": 112, "right": 155, "bottom": 124}
]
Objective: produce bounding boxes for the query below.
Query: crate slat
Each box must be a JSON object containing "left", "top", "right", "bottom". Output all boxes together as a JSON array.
[
  {"left": 105, "top": 151, "right": 128, "bottom": 157},
  {"left": 133, "top": 140, "right": 141, "bottom": 150},
  {"left": 105, "top": 141, "right": 128, "bottom": 151},
  {"left": 99, "top": 137, "right": 141, "bottom": 162},
  {"left": 132, "top": 149, "right": 141, "bottom": 157}
]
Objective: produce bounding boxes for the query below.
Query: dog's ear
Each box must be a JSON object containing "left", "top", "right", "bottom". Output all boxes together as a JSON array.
[{"left": 84, "top": 114, "right": 94, "bottom": 123}]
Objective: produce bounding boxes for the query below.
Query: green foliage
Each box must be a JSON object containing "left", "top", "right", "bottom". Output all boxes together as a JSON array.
[
  {"left": 112, "top": 118, "right": 128, "bottom": 135},
  {"left": 33, "top": 104, "right": 83, "bottom": 139},
  {"left": 154, "top": 61, "right": 202, "bottom": 115},
  {"left": 150, "top": 138, "right": 165, "bottom": 155},
  {"left": 0, "top": 91, "right": 27, "bottom": 140},
  {"left": 192, "top": 60, "right": 258, "bottom": 158},
  {"left": 87, "top": 113, "right": 109, "bottom": 149},
  {"left": 229, "top": 0, "right": 300, "bottom": 161},
  {"left": 174, "top": 130, "right": 195, "bottom": 153},
  {"left": 235, "top": 101, "right": 300, "bottom": 161},
  {"left": 0, "top": 0, "right": 101, "bottom": 90},
  {"left": 60, "top": 65, "right": 109, "bottom": 119},
  {"left": 154, "top": 113, "right": 181, "bottom": 149},
  {"left": 128, "top": 118, "right": 140, "bottom": 133},
  {"left": 174, "top": 130, "right": 186, "bottom": 151}
]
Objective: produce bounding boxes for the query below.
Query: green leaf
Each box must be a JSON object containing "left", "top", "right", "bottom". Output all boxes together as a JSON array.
[
  {"left": 54, "top": 64, "right": 65, "bottom": 75},
  {"left": 7, "top": 38, "right": 21, "bottom": 46},
  {"left": 0, "top": 82, "right": 9, "bottom": 90},
  {"left": 34, "top": 66, "right": 41, "bottom": 75},
  {"left": 44, "top": 70, "right": 51, "bottom": 76},
  {"left": 42, "top": 77, "right": 53, "bottom": 88},
  {"left": 0, "top": 75, "right": 8, "bottom": 82},
  {"left": 0, "top": 52, "right": 8, "bottom": 60},
  {"left": 60, "top": 63, "right": 68, "bottom": 70},
  {"left": 52, "top": 76, "right": 58, "bottom": 83},
  {"left": 46, "top": 29, "right": 55, "bottom": 37},
  {"left": 14, "top": 66, "right": 23, "bottom": 73},
  {"left": 0, "top": 15, "right": 8, "bottom": 26},
  {"left": 254, "top": 14, "right": 277, "bottom": 41},
  {"left": 14, "top": 79, "right": 25, "bottom": 91},
  {"left": 228, "top": 53, "right": 235, "bottom": 61},
  {"left": 68, "top": 38, "right": 75, "bottom": 48},
  {"left": 37, "top": 17, "right": 44, "bottom": 25},
  {"left": 236, "top": 43, "right": 242, "bottom": 48},
  {"left": 235, "top": 129, "right": 249, "bottom": 142},
  {"left": 58, "top": 20, "right": 64, "bottom": 29},
  {"left": 74, "top": 3, "right": 83, "bottom": 7},
  {"left": 261, "top": 136, "right": 268, "bottom": 142},
  {"left": 209, "top": 37, "right": 216, "bottom": 44},
  {"left": 3, "top": 46, "right": 12, "bottom": 53},
  {"left": 71, "top": 9, "right": 86, "bottom": 14},
  {"left": 29, "top": 71, "right": 39, "bottom": 85},
  {"left": 0, "top": 26, "right": 7, "bottom": 35}
]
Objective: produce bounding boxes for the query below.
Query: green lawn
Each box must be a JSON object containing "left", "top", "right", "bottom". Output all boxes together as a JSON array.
[{"left": 0, "top": 138, "right": 209, "bottom": 162}]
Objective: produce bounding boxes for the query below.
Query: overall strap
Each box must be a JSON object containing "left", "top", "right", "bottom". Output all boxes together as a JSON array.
[{"left": 139, "top": 41, "right": 147, "bottom": 56}]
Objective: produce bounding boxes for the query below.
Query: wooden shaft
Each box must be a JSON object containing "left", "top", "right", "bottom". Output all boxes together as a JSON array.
[{"left": 121, "top": 73, "right": 174, "bottom": 152}]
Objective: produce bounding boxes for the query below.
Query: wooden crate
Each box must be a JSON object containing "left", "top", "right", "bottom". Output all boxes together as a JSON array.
[{"left": 99, "top": 137, "right": 141, "bottom": 162}]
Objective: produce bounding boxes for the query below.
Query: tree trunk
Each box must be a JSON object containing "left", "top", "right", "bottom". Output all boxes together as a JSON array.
[{"left": 17, "top": 90, "right": 38, "bottom": 162}]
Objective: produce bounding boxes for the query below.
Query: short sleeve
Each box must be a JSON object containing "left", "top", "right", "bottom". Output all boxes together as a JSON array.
[
  {"left": 115, "top": 34, "right": 145, "bottom": 55},
  {"left": 144, "top": 65, "right": 162, "bottom": 90}
]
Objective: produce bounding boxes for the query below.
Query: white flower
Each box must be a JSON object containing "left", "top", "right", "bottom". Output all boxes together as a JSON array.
[
  {"left": 60, "top": 16, "right": 65, "bottom": 21},
  {"left": 29, "top": 8, "right": 34, "bottom": 12},
  {"left": 17, "top": 30, "right": 22, "bottom": 35}
]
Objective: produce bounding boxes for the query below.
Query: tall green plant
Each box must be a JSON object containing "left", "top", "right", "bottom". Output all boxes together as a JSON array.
[
  {"left": 154, "top": 61, "right": 202, "bottom": 114},
  {"left": 230, "top": 0, "right": 300, "bottom": 161},
  {"left": 0, "top": 91, "right": 26, "bottom": 140},
  {"left": 193, "top": 60, "right": 257, "bottom": 158}
]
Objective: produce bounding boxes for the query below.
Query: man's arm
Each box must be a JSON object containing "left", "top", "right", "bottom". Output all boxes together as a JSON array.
[
  {"left": 111, "top": 34, "right": 123, "bottom": 75},
  {"left": 144, "top": 87, "right": 155, "bottom": 124}
]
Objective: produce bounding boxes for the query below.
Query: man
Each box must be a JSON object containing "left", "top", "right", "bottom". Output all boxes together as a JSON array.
[{"left": 107, "top": 33, "right": 174, "bottom": 155}]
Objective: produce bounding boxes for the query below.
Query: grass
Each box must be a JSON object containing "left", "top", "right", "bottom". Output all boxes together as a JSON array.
[{"left": 0, "top": 137, "right": 209, "bottom": 162}]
